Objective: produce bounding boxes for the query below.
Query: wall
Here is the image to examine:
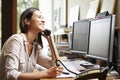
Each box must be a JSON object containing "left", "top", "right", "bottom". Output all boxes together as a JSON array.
[
  {"left": 54, "top": 0, "right": 66, "bottom": 26},
  {"left": 38, "top": 0, "right": 53, "bottom": 31},
  {"left": 115, "top": 0, "right": 120, "bottom": 63},
  {"left": 38, "top": 0, "right": 53, "bottom": 50},
  {"left": 68, "top": 0, "right": 90, "bottom": 20},
  {"left": 52, "top": 0, "right": 93, "bottom": 28},
  {"left": 53, "top": 0, "right": 91, "bottom": 28},
  {"left": 115, "top": 0, "right": 120, "bottom": 27},
  {"left": 67, "top": 0, "right": 90, "bottom": 27}
]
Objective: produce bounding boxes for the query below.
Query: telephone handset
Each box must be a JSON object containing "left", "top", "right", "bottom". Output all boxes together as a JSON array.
[
  {"left": 40, "top": 29, "right": 60, "bottom": 66},
  {"left": 41, "top": 29, "right": 70, "bottom": 74},
  {"left": 40, "top": 29, "right": 51, "bottom": 36}
]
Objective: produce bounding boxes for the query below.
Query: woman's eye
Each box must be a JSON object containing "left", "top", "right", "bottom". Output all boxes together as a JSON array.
[
  {"left": 38, "top": 15, "right": 42, "bottom": 18},
  {"left": 38, "top": 16, "right": 41, "bottom": 18}
]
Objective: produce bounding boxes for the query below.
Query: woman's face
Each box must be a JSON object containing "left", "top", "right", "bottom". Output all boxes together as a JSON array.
[{"left": 27, "top": 10, "right": 45, "bottom": 33}]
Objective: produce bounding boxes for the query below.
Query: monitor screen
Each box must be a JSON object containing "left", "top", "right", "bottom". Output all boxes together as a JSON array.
[
  {"left": 87, "top": 15, "right": 115, "bottom": 62},
  {"left": 71, "top": 19, "right": 90, "bottom": 54}
]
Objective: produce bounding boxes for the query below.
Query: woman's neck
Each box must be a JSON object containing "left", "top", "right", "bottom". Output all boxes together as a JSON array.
[{"left": 24, "top": 32, "right": 38, "bottom": 44}]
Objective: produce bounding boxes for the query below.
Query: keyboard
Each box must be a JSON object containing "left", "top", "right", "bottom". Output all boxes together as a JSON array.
[
  {"left": 60, "top": 60, "right": 92, "bottom": 74},
  {"left": 57, "top": 59, "right": 98, "bottom": 78}
]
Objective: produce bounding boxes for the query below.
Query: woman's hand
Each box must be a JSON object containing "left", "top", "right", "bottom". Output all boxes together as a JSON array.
[
  {"left": 45, "top": 66, "right": 63, "bottom": 78},
  {"left": 17, "top": 66, "right": 63, "bottom": 80}
]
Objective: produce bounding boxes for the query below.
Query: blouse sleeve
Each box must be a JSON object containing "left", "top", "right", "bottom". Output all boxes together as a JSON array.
[
  {"left": 37, "top": 45, "right": 53, "bottom": 69},
  {"left": 3, "top": 36, "right": 22, "bottom": 80}
]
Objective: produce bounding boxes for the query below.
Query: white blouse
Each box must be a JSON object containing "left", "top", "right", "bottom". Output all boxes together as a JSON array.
[{"left": 0, "top": 33, "right": 52, "bottom": 80}]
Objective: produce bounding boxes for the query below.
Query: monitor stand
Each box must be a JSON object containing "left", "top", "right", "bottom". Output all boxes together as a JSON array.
[
  {"left": 107, "top": 65, "right": 119, "bottom": 76},
  {"left": 107, "top": 32, "right": 119, "bottom": 76}
]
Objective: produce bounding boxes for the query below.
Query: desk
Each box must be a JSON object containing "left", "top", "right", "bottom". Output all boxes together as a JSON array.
[
  {"left": 41, "top": 75, "right": 120, "bottom": 80},
  {"left": 41, "top": 59, "right": 120, "bottom": 80},
  {"left": 41, "top": 78, "right": 74, "bottom": 80},
  {"left": 106, "top": 75, "right": 120, "bottom": 80}
]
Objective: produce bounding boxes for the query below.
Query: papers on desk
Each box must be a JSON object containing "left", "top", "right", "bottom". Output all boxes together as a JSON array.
[
  {"left": 56, "top": 66, "right": 77, "bottom": 78},
  {"left": 56, "top": 60, "right": 102, "bottom": 78},
  {"left": 56, "top": 72, "right": 76, "bottom": 78},
  {"left": 56, "top": 60, "right": 85, "bottom": 78}
]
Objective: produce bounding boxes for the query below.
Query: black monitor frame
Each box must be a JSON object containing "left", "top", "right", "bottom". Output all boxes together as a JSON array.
[
  {"left": 87, "top": 15, "right": 115, "bottom": 64},
  {"left": 71, "top": 19, "right": 91, "bottom": 55}
]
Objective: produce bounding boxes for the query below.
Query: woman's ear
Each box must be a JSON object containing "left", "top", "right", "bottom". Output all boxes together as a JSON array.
[{"left": 24, "top": 18, "right": 31, "bottom": 26}]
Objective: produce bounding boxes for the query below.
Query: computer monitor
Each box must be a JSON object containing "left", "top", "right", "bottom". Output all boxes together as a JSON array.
[
  {"left": 87, "top": 15, "right": 116, "bottom": 64},
  {"left": 71, "top": 19, "right": 91, "bottom": 54}
]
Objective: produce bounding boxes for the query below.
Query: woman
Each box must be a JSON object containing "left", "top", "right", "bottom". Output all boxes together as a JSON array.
[{"left": 0, "top": 7, "right": 63, "bottom": 80}]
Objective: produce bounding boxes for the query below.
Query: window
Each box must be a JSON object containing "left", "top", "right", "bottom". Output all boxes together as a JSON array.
[{"left": 17, "top": 0, "right": 39, "bottom": 33}]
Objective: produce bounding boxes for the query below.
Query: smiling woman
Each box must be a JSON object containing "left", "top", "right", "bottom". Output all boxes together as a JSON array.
[{"left": 0, "top": 7, "right": 63, "bottom": 80}]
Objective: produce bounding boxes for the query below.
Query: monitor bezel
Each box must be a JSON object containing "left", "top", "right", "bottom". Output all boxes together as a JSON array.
[
  {"left": 87, "top": 15, "right": 115, "bottom": 63},
  {"left": 71, "top": 19, "right": 91, "bottom": 55}
]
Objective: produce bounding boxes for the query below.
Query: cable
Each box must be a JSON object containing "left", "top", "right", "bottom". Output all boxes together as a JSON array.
[{"left": 56, "top": 60, "right": 78, "bottom": 75}]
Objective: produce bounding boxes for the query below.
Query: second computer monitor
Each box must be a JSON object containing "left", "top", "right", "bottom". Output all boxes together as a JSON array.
[
  {"left": 87, "top": 15, "right": 115, "bottom": 63},
  {"left": 71, "top": 19, "right": 91, "bottom": 54}
]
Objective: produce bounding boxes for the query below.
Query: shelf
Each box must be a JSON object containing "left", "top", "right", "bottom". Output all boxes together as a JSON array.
[
  {"left": 53, "top": 28, "right": 72, "bottom": 43},
  {"left": 64, "top": 28, "right": 72, "bottom": 33},
  {"left": 115, "top": 27, "right": 120, "bottom": 30}
]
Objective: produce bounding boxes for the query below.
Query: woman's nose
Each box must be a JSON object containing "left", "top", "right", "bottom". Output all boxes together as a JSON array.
[
  {"left": 41, "top": 17, "right": 45, "bottom": 23},
  {"left": 41, "top": 20, "right": 45, "bottom": 23}
]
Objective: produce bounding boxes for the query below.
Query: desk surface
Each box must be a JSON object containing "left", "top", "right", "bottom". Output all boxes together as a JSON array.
[
  {"left": 106, "top": 75, "right": 120, "bottom": 80},
  {"left": 41, "top": 75, "right": 120, "bottom": 80},
  {"left": 40, "top": 59, "right": 120, "bottom": 80},
  {"left": 41, "top": 78, "right": 74, "bottom": 80}
]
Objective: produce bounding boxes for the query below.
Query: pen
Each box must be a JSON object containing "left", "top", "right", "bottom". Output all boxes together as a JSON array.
[{"left": 62, "top": 71, "right": 70, "bottom": 75}]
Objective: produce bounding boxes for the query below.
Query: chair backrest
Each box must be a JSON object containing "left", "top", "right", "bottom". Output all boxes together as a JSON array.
[{"left": 75, "top": 67, "right": 108, "bottom": 80}]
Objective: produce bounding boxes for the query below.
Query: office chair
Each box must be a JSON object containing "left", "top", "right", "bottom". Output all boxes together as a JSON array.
[{"left": 75, "top": 67, "right": 108, "bottom": 80}]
